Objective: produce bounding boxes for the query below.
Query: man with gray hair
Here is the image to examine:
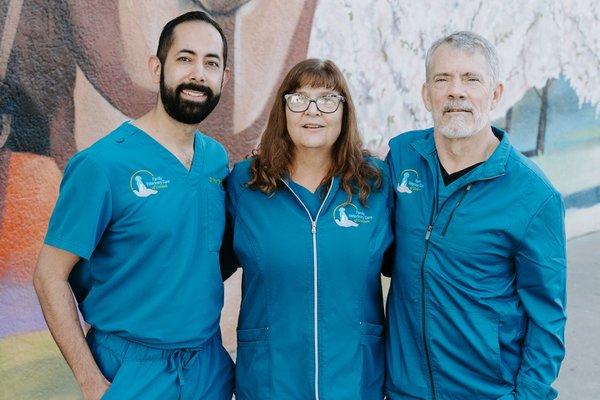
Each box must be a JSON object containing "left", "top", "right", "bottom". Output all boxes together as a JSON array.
[{"left": 385, "top": 31, "right": 566, "bottom": 399}]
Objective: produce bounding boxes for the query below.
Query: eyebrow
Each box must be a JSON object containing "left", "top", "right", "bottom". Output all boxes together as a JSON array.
[
  {"left": 176, "top": 49, "right": 221, "bottom": 61},
  {"left": 433, "top": 72, "right": 483, "bottom": 78},
  {"left": 177, "top": 49, "right": 196, "bottom": 56}
]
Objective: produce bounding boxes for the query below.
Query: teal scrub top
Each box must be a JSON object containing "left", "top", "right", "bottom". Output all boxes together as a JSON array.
[
  {"left": 45, "top": 122, "right": 229, "bottom": 348},
  {"left": 226, "top": 157, "right": 393, "bottom": 400},
  {"left": 287, "top": 179, "right": 325, "bottom": 218}
]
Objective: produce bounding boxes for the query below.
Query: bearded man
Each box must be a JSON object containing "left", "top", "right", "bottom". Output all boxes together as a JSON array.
[
  {"left": 385, "top": 31, "right": 567, "bottom": 400},
  {"left": 34, "top": 12, "right": 234, "bottom": 400}
]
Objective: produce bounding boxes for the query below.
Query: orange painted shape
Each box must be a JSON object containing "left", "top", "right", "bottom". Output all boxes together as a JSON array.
[{"left": 0, "top": 153, "right": 61, "bottom": 282}]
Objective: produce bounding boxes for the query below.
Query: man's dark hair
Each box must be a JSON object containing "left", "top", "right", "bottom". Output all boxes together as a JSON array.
[{"left": 156, "top": 11, "right": 228, "bottom": 68}]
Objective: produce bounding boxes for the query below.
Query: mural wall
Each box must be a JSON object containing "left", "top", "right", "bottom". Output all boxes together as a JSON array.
[{"left": 1, "top": 0, "right": 598, "bottom": 398}]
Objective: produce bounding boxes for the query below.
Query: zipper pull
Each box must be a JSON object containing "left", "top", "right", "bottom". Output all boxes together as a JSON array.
[
  {"left": 466, "top": 183, "right": 473, "bottom": 191},
  {"left": 425, "top": 225, "right": 433, "bottom": 240},
  {"left": 311, "top": 221, "right": 317, "bottom": 234}
]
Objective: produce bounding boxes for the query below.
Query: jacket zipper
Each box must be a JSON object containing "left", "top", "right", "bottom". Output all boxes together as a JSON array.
[
  {"left": 439, "top": 173, "right": 504, "bottom": 236},
  {"left": 281, "top": 179, "right": 334, "bottom": 400},
  {"left": 420, "top": 175, "right": 500, "bottom": 399},
  {"left": 441, "top": 183, "right": 473, "bottom": 236},
  {"left": 421, "top": 183, "right": 473, "bottom": 399}
]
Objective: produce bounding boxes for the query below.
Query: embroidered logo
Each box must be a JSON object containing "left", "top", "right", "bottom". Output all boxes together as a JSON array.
[
  {"left": 332, "top": 202, "right": 373, "bottom": 228},
  {"left": 397, "top": 169, "right": 424, "bottom": 194},
  {"left": 130, "top": 170, "right": 170, "bottom": 197},
  {"left": 208, "top": 176, "right": 223, "bottom": 186}
]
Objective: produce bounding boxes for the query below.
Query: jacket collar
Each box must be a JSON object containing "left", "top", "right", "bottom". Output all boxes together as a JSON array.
[{"left": 411, "top": 126, "right": 511, "bottom": 184}]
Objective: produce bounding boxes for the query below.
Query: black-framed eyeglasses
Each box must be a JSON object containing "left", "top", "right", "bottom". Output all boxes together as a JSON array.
[{"left": 284, "top": 93, "right": 345, "bottom": 113}]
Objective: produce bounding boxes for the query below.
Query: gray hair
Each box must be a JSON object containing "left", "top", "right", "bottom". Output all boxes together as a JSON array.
[{"left": 425, "top": 31, "right": 500, "bottom": 87}]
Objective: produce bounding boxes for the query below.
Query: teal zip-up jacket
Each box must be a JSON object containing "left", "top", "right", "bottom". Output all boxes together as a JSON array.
[
  {"left": 226, "top": 158, "right": 393, "bottom": 400},
  {"left": 385, "top": 127, "right": 566, "bottom": 400}
]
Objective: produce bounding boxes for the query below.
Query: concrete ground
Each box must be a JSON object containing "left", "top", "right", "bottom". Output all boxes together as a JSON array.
[{"left": 555, "top": 230, "right": 600, "bottom": 399}]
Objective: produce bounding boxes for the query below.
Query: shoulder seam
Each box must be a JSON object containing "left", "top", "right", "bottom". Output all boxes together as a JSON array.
[
  {"left": 508, "top": 151, "right": 556, "bottom": 194},
  {"left": 514, "top": 192, "right": 560, "bottom": 254}
]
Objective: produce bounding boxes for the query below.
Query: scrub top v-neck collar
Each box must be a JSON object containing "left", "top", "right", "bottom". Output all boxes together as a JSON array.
[
  {"left": 286, "top": 178, "right": 327, "bottom": 220},
  {"left": 123, "top": 121, "right": 205, "bottom": 178}
]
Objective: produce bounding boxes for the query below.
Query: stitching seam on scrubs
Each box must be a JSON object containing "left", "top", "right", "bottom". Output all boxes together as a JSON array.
[
  {"left": 206, "top": 184, "right": 226, "bottom": 252},
  {"left": 72, "top": 155, "right": 117, "bottom": 293},
  {"left": 229, "top": 180, "right": 263, "bottom": 264},
  {"left": 81, "top": 153, "right": 114, "bottom": 221},
  {"left": 44, "top": 236, "right": 93, "bottom": 260},
  {"left": 236, "top": 217, "right": 261, "bottom": 267},
  {"left": 93, "top": 339, "right": 129, "bottom": 362}
]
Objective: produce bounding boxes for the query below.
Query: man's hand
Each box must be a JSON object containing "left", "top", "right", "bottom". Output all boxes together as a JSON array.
[
  {"left": 82, "top": 377, "right": 110, "bottom": 400},
  {"left": 34, "top": 245, "right": 109, "bottom": 399}
]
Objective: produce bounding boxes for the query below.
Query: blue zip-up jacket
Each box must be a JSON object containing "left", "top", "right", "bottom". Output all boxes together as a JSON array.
[
  {"left": 385, "top": 127, "right": 566, "bottom": 400},
  {"left": 226, "top": 158, "right": 393, "bottom": 400}
]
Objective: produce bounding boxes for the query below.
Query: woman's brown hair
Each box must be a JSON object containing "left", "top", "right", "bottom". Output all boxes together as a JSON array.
[{"left": 248, "top": 58, "right": 381, "bottom": 206}]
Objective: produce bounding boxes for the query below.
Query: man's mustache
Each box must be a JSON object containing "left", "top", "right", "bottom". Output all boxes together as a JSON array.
[{"left": 443, "top": 101, "right": 473, "bottom": 113}]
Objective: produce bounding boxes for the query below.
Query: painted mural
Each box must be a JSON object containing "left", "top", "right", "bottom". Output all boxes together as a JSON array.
[{"left": 1, "top": 0, "right": 598, "bottom": 398}]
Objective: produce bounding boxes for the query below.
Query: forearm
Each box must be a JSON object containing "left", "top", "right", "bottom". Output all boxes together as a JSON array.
[{"left": 34, "top": 275, "right": 107, "bottom": 391}]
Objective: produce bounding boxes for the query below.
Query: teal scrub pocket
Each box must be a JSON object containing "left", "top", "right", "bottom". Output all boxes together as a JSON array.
[
  {"left": 101, "top": 361, "right": 136, "bottom": 399},
  {"left": 360, "top": 322, "right": 385, "bottom": 400},
  {"left": 206, "top": 186, "right": 226, "bottom": 252},
  {"left": 87, "top": 332, "right": 126, "bottom": 382},
  {"left": 86, "top": 331, "right": 132, "bottom": 399},
  {"left": 235, "top": 327, "right": 270, "bottom": 400}
]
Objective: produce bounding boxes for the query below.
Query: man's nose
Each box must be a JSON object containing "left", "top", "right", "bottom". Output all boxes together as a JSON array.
[
  {"left": 447, "top": 79, "right": 467, "bottom": 100},
  {"left": 189, "top": 63, "right": 206, "bottom": 83}
]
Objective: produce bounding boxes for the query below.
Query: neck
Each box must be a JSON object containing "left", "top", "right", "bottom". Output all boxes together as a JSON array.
[
  {"left": 434, "top": 125, "right": 499, "bottom": 174},
  {"left": 133, "top": 102, "right": 197, "bottom": 150},
  {"left": 290, "top": 148, "right": 332, "bottom": 192}
]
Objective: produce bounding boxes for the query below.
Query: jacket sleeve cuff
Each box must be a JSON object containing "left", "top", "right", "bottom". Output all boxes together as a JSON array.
[{"left": 515, "top": 373, "right": 558, "bottom": 400}]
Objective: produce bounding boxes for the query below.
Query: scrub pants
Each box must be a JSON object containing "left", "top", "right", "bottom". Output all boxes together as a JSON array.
[{"left": 86, "top": 329, "right": 234, "bottom": 400}]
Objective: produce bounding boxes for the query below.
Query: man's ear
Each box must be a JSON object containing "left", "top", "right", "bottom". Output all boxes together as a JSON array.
[
  {"left": 490, "top": 82, "right": 505, "bottom": 110},
  {"left": 422, "top": 83, "right": 432, "bottom": 112},
  {"left": 148, "top": 55, "right": 162, "bottom": 85},
  {"left": 221, "top": 66, "right": 232, "bottom": 89}
]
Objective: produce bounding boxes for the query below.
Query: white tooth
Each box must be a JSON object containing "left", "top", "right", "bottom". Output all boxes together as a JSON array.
[{"left": 184, "top": 90, "right": 205, "bottom": 97}]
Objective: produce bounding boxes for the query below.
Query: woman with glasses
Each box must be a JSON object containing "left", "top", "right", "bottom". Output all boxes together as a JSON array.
[{"left": 224, "top": 59, "right": 392, "bottom": 399}]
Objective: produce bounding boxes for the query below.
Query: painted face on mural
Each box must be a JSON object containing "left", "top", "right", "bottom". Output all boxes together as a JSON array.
[
  {"left": 159, "top": 21, "right": 227, "bottom": 124},
  {"left": 194, "top": 0, "right": 253, "bottom": 14},
  {"left": 423, "top": 44, "right": 502, "bottom": 139},
  {"left": 285, "top": 86, "right": 344, "bottom": 153}
]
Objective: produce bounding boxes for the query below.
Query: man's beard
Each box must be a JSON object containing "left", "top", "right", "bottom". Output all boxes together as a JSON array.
[
  {"left": 160, "top": 72, "right": 222, "bottom": 125},
  {"left": 434, "top": 100, "right": 487, "bottom": 139}
]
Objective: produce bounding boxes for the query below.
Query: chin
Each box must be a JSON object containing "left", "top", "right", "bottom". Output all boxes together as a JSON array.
[
  {"left": 436, "top": 115, "right": 489, "bottom": 139},
  {"left": 437, "top": 122, "right": 479, "bottom": 138},
  {"left": 303, "top": 144, "right": 327, "bottom": 150},
  {"left": 297, "top": 139, "right": 327, "bottom": 150}
]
